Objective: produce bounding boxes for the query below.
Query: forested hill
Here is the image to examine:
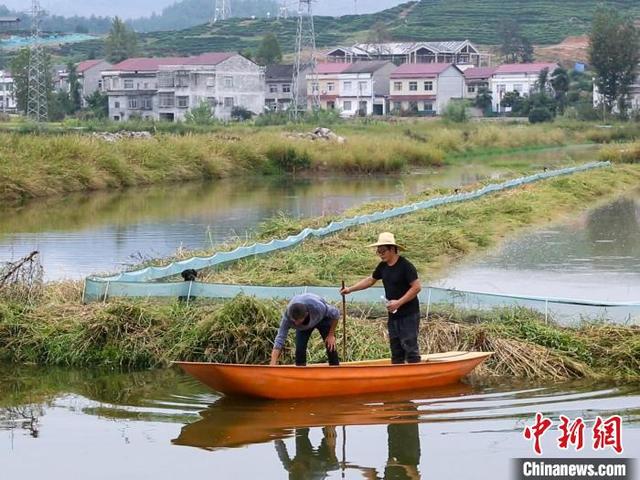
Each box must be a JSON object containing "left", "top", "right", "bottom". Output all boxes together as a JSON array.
[{"left": 56, "top": 0, "right": 640, "bottom": 60}]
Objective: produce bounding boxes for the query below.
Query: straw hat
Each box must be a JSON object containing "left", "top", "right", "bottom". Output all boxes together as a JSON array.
[{"left": 367, "top": 232, "right": 405, "bottom": 250}]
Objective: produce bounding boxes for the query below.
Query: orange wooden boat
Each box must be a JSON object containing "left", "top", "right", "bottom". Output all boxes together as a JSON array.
[{"left": 174, "top": 351, "right": 492, "bottom": 400}]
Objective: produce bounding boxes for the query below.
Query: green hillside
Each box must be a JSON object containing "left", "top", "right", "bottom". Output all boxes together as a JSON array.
[{"left": 55, "top": 0, "right": 640, "bottom": 60}]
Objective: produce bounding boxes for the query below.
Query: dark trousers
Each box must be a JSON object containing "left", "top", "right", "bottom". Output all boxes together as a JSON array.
[
  {"left": 295, "top": 317, "right": 340, "bottom": 366},
  {"left": 388, "top": 312, "right": 421, "bottom": 364}
]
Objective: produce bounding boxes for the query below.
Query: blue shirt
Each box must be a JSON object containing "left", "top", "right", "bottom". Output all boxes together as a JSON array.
[{"left": 273, "top": 293, "right": 340, "bottom": 350}]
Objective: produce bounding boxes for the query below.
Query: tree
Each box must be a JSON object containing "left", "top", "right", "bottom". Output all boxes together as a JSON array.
[
  {"left": 498, "top": 19, "right": 535, "bottom": 63},
  {"left": 184, "top": 101, "right": 216, "bottom": 125},
  {"left": 518, "top": 37, "right": 535, "bottom": 63},
  {"left": 535, "top": 68, "right": 550, "bottom": 94},
  {"left": 105, "top": 17, "right": 138, "bottom": 63},
  {"left": 550, "top": 67, "right": 570, "bottom": 114},
  {"left": 85, "top": 90, "right": 109, "bottom": 118},
  {"left": 67, "top": 62, "right": 82, "bottom": 113},
  {"left": 474, "top": 86, "right": 493, "bottom": 113},
  {"left": 367, "top": 21, "right": 392, "bottom": 43},
  {"left": 589, "top": 7, "right": 640, "bottom": 116},
  {"left": 255, "top": 33, "right": 282, "bottom": 65}
]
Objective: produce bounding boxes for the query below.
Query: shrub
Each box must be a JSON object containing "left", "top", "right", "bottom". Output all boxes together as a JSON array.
[
  {"left": 231, "top": 106, "right": 254, "bottom": 121},
  {"left": 185, "top": 101, "right": 217, "bottom": 126},
  {"left": 442, "top": 100, "right": 470, "bottom": 123},
  {"left": 528, "top": 107, "right": 554, "bottom": 123},
  {"left": 264, "top": 143, "right": 311, "bottom": 172}
]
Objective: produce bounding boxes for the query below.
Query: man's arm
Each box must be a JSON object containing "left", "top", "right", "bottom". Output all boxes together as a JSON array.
[
  {"left": 340, "top": 276, "right": 377, "bottom": 295},
  {"left": 270, "top": 314, "right": 290, "bottom": 365},
  {"left": 386, "top": 279, "right": 422, "bottom": 313}
]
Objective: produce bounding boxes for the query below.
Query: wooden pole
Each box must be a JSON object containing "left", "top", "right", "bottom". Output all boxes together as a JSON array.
[{"left": 341, "top": 280, "right": 347, "bottom": 360}]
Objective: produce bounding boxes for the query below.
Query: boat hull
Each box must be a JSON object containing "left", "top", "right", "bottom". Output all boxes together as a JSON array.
[{"left": 174, "top": 351, "right": 492, "bottom": 400}]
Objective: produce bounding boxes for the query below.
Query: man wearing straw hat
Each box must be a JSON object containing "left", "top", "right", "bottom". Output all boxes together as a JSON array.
[{"left": 340, "top": 232, "right": 422, "bottom": 364}]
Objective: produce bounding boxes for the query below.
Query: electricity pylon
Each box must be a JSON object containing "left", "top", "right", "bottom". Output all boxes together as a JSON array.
[
  {"left": 213, "top": 0, "right": 231, "bottom": 22},
  {"left": 27, "top": 0, "right": 48, "bottom": 122},
  {"left": 291, "top": 0, "right": 319, "bottom": 119}
]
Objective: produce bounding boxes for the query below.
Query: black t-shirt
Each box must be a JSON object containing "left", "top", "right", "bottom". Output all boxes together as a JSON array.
[{"left": 372, "top": 256, "right": 420, "bottom": 318}]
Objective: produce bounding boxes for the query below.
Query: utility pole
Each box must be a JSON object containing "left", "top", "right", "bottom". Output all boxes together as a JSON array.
[
  {"left": 213, "top": 0, "right": 231, "bottom": 22},
  {"left": 291, "top": 0, "right": 319, "bottom": 119},
  {"left": 27, "top": 0, "right": 47, "bottom": 122},
  {"left": 277, "top": 1, "right": 288, "bottom": 20}
]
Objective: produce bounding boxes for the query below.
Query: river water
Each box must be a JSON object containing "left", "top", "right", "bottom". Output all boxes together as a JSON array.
[
  {"left": 1, "top": 366, "right": 637, "bottom": 480},
  {"left": 0, "top": 146, "right": 597, "bottom": 281}
]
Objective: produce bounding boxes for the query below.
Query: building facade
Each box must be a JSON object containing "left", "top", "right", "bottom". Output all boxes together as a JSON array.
[
  {"left": 103, "top": 53, "right": 264, "bottom": 122},
  {"left": 489, "top": 63, "right": 559, "bottom": 113},
  {"left": 325, "top": 40, "right": 491, "bottom": 67},
  {"left": 389, "top": 63, "right": 464, "bottom": 115},
  {"left": 0, "top": 71, "right": 16, "bottom": 113},
  {"left": 335, "top": 61, "right": 395, "bottom": 116},
  {"left": 58, "top": 59, "right": 113, "bottom": 107},
  {"left": 265, "top": 64, "right": 294, "bottom": 111},
  {"left": 463, "top": 67, "right": 497, "bottom": 99}
]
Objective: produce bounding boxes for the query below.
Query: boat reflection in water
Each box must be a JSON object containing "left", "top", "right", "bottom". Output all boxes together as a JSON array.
[{"left": 173, "top": 384, "right": 474, "bottom": 479}]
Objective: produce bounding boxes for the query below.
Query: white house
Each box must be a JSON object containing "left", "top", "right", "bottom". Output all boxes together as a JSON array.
[
  {"left": 463, "top": 67, "right": 496, "bottom": 100},
  {"left": 103, "top": 52, "right": 265, "bottom": 122},
  {"left": 0, "top": 70, "right": 16, "bottom": 113},
  {"left": 336, "top": 61, "right": 396, "bottom": 116},
  {"left": 389, "top": 63, "right": 465, "bottom": 115},
  {"left": 489, "top": 63, "right": 559, "bottom": 113},
  {"left": 325, "top": 40, "right": 491, "bottom": 67}
]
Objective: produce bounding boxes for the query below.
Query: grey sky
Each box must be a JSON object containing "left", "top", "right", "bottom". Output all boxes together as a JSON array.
[{"left": 2, "top": 0, "right": 405, "bottom": 18}]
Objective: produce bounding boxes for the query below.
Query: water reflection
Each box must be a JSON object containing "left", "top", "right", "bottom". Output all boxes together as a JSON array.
[{"left": 438, "top": 194, "right": 640, "bottom": 303}]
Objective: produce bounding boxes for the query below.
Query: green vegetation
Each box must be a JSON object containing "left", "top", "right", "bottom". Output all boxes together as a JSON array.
[
  {"left": 53, "top": 0, "right": 640, "bottom": 59},
  {"left": 599, "top": 142, "right": 640, "bottom": 163},
  {"left": 200, "top": 164, "right": 640, "bottom": 285},
  {"left": 5, "top": 120, "right": 637, "bottom": 204},
  {"left": 0, "top": 293, "right": 638, "bottom": 381},
  {"left": 105, "top": 17, "right": 138, "bottom": 63}
]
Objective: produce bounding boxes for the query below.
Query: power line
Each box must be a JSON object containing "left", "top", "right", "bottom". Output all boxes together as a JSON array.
[
  {"left": 27, "top": 0, "right": 47, "bottom": 122},
  {"left": 277, "top": 1, "right": 289, "bottom": 20},
  {"left": 291, "top": 0, "right": 319, "bottom": 119}
]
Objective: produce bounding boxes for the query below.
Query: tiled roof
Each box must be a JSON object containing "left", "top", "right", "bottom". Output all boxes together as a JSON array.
[
  {"left": 265, "top": 64, "right": 293, "bottom": 80},
  {"left": 344, "top": 61, "right": 393, "bottom": 74},
  {"left": 314, "top": 63, "right": 351, "bottom": 74},
  {"left": 390, "top": 63, "right": 456, "bottom": 78},
  {"left": 464, "top": 67, "right": 497, "bottom": 79},
  {"left": 76, "top": 59, "right": 104, "bottom": 73},
  {"left": 330, "top": 40, "right": 473, "bottom": 57},
  {"left": 108, "top": 52, "right": 236, "bottom": 72},
  {"left": 493, "top": 63, "right": 559, "bottom": 75}
]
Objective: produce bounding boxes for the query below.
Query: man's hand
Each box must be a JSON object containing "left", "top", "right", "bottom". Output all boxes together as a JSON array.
[
  {"left": 386, "top": 299, "right": 402, "bottom": 313},
  {"left": 339, "top": 286, "right": 350, "bottom": 295},
  {"left": 325, "top": 333, "right": 337, "bottom": 351}
]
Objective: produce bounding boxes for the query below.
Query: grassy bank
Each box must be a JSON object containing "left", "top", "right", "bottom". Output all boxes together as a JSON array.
[
  {"left": 199, "top": 164, "right": 640, "bottom": 285},
  {"left": 2, "top": 120, "right": 640, "bottom": 204},
  {"left": 0, "top": 293, "right": 638, "bottom": 381}
]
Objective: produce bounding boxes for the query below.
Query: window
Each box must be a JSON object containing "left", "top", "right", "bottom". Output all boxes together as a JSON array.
[
  {"left": 409, "top": 82, "right": 418, "bottom": 91},
  {"left": 159, "top": 92, "right": 175, "bottom": 108},
  {"left": 223, "top": 97, "right": 234, "bottom": 108},
  {"left": 112, "top": 78, "right": 120, "bottom": 89},
  {"left": 424, "top": 102, "right": 433, "bottom": 111},
  {"left": 113, "top": 115, "right": 120, "bottom": 121},
  {"left": 311, "top": 82, "right": 319, "bottom": 93},
  {"left": 393, "top": 81, "right": 402, "bottom": 91},
  {"left": 513, "top": 83, "right": 523, "bottom": 93},
  {"left": 143, "top": 82, "right": 149, "bottom": 89},
  {"left": 424, "top": 81, "right": 433, "bottom": 91},
  {"left": 269, "top": 84, "right": 278, "bottom": 93},
  {"left": 207, "top": 97, "right": 217, "bottom": 107},
  {"left": 467, "top": 85, "right": 476, "bottom": 93},
  {"left": 142, "top": 97, "right": 153, "bottom": 110},
  {"left": 343, "top": 100, "right": 352, "bottom": 111},
  {"left": 114, "top": 101, "right": 120, "bottom": 109},
  {"left": 158, "top": 72, "right": 174, "bottom": 88},
  {"left": 343, "top": 81, "right": 352, "bottom": 91},
  {"left": 358, "top": 81, "right": 367, "bottom": 93},
  {"left": 177, "top": 96, "right": 189, "bottom": 108},
  {"left": 206, "top": 76, "right": 215, "bottom": 87},
  {"left": 175, "top": 73, "right": 189, "bottom": 87},
  {"left": 124, "top": 79, "right": 133, "bottom": 89},
  {"left": 282, "top": 84, "right": 291, "bottom": 93},
  {"left": 98, "top": 80, "right": 103, "bottom": 90},
  {"left": 393, "top": 101, "right": 402, "bottom": 111},
  {"left": 224, "top": 76, "right": 233, "bottom": 88},
  {"left": 127, "top": 97, "right": 138, "bottom": 109},
  {"left": 327, "top": 82, "right": 335, "bottom": 92}
]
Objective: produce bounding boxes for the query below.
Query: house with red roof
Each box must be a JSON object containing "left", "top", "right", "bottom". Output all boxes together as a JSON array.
[
  {"left": 463, "top": 67, "right": 497, "bottom": 100},
  {"left": 489, "top": 63, "right": 559, "bottom": 113},
  {"left": 306, "top": 62, "right": 351, "bottom": 111},
  {"left": 389, "top": 63, "right": 464, "bottom": 115},
  {"left": 102, "top": 52, "right": 264, "bottom": 122},
  {"left": 58, "top": 59, "right": 112, "bottom": 107}
]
